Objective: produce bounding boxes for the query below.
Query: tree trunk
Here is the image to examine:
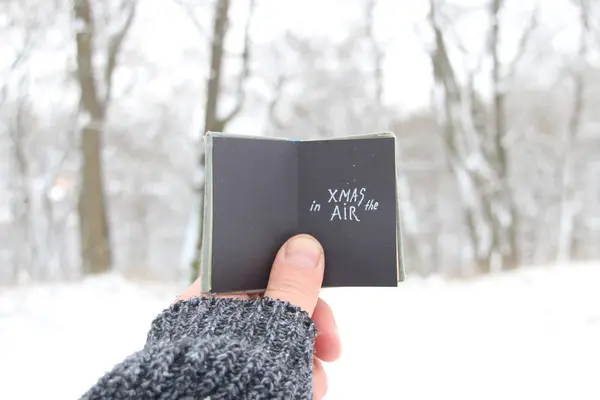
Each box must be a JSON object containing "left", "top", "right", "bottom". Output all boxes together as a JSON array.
[
  {"left": 429, "top": 0, "right": 513, "bottom": 275},
  {"left": 191, "top": 0, "right": 255, "bottom": 284},
  {"left": 73, "top": 0, "right": 137, "bottom": 275},
  {"left": 191, "top": 0, "right": 230, "bottom": 284},
  {"left": 203, "top": 0, "right": 230, "bottom": 136},
  {"left": 489, "top": 0, "right": 519, "bottom": 270},
  {"left": 74, "top": 0, "right": 112, "bottom": 274},
  {"left": 8, "top": 99, "right": 35, "bottom": 282},
  {"left": 557, "top": 0, "right": 588, "bottom": 264},
  {"left": 78, "top": 125, "right": 112, "bottom": 274}
]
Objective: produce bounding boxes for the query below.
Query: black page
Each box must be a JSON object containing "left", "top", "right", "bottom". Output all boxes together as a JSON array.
[
  {"left": 211, "top": 137, "right": 299, "bottom": 293},
  {"left": 298, "top": 138, "right": 398, "bottom": 287},
  {"left": 210, "top": 135, "right": 398, "bottom": 293}
]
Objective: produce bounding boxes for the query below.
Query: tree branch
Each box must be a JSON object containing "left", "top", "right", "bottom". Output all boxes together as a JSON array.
[
  {"left": 567, "top": 0, "right": 589, "bottom": 141},
  {"left": 506, "top": 4, "right": 539, "bottom": 82},
  {"left": 365, "top": 0, "right": 385, "bottom": 106},
  {"left": 105, "top": 0, "right": 139, "bottom": 105},
  {"left": 267, "top": 74, "right": 289, "bottom": 132},
  {"left": 172, "top": 0, "right": 208, "bottom": 39},
  {"left": 489, "top": 0, "right": 507, "bottom": 177},
  {"left": 0, "top": 10, "right": 39, "bottom": 108},
  {"left": 220, "top": 0, "right": 256, "bottom": 125},
  {"left": 73, "top": 0, "right": 103, "bottom": 119}
]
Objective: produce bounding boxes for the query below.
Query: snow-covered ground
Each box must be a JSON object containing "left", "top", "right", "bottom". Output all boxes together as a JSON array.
[{"left": 1, "top": 264, "right": 599, "bottom": 400}]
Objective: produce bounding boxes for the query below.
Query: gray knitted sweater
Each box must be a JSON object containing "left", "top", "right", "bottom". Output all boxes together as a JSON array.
[{"left": 81, "top": 297, "right": 317, "bottom": 400}]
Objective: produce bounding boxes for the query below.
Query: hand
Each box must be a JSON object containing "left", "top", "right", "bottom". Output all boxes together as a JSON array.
[{"left": 177, "top": 234, "right": 341, "bottom": 400}]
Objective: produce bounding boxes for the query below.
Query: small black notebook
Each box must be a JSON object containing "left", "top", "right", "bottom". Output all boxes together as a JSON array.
[{"left": 199, "top": 132, "right": 405, "bottom": 293}]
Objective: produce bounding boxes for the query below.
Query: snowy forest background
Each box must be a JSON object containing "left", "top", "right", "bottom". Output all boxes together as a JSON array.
[
  {"left": 1, "top": 0, "right": 599, "bottom": 285},
  {"left": 2, "top": 1, "right": 600, "bottom": 399}
]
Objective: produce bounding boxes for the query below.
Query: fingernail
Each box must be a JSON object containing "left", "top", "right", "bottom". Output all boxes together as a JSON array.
[{"left": 284, "top": 236, "right": 321, "bottom": 268}]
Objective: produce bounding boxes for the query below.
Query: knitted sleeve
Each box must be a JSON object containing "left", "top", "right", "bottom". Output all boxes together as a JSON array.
[{"left": 80, "top": 297, "right": 317, "bottom": 400}]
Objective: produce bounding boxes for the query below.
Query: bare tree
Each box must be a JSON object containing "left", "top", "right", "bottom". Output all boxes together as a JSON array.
[
  {"left": 0, "top": 0, "right": 45, "bottom": 283},
  {"left": 40, "top": 107, "right": 81, "bottom": 280},
  {"left": 488, "top": 0, "right": 517, "bottom": 268},
  {"left": 72, "top": 0, "right": 138, "bottom": 274},
  {"left": 427, "top": 0, "right": 540, "bottom": 273},
  {"left": 557, "top": 0, "right": 590, "bottom": 263},
  {"left": 429, "top": 0, "right": 493, "bottom": 273},
  {"left": 181, "top": 0, "right": 256, "bottom": 282},
  {"left": 364, "top": 0, "right": 427, "bottom": 269},
  {"left": 7, "top": 88, "right": 36, "bottom": 282}
]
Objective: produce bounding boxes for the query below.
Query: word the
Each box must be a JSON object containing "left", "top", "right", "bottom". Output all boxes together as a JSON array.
[{"left": 364, "top": 199, "right": 379, "bottom": 211}]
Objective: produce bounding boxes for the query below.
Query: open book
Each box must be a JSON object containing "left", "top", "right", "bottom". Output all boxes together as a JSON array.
[{"left": 199, "top": 131, "right": 405, "bottom": 293}]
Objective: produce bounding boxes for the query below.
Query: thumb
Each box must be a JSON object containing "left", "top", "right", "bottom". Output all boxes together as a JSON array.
[{"left": 265, "top": 234, "right": 324, "bottom": 316}]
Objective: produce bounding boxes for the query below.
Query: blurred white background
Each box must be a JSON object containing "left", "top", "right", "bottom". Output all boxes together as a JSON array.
[{"left": 0, "top": 0, "right": 599, "bottom": 398}]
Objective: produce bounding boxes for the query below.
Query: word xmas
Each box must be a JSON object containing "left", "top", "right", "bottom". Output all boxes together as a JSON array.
[{"left": 309, "top": 188, "right": 379, "bottom": 222}]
